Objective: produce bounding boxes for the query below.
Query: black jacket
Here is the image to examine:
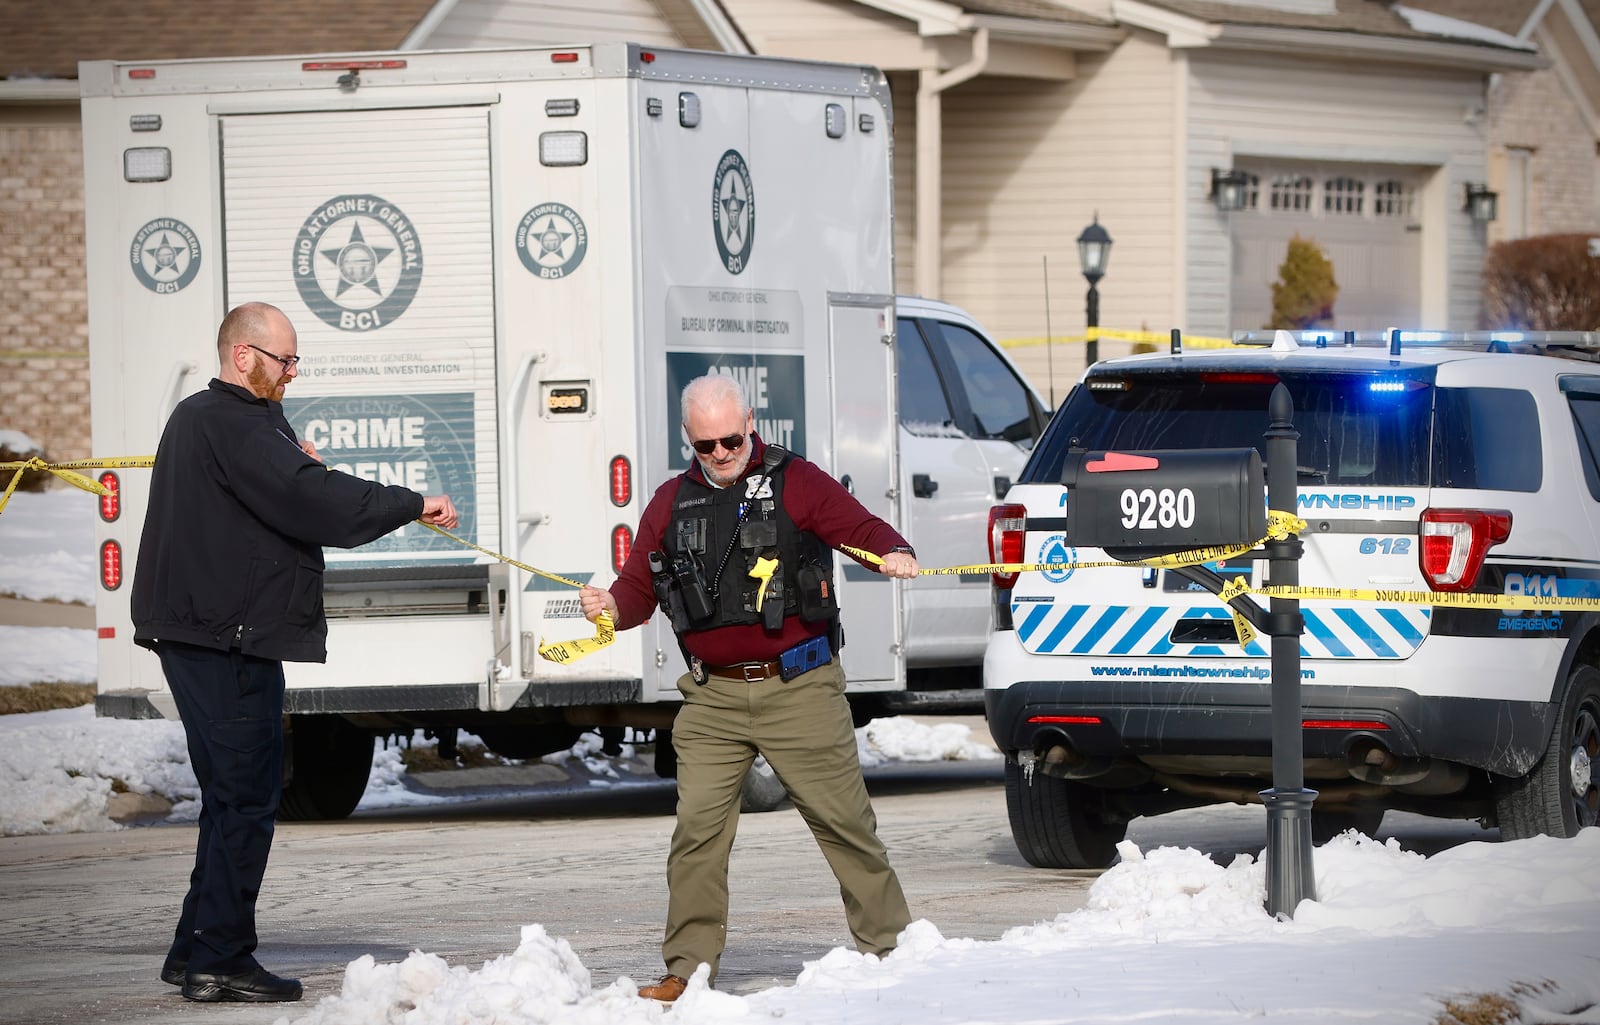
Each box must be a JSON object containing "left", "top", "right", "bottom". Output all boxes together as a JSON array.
[{"left": 131, "top": 379, "right": 425, "bottom": 662}]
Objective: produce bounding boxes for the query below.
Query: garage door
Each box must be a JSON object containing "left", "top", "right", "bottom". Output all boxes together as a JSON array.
[{"left": 1230, "top": 163, "right": 1422, "bottom": 332}]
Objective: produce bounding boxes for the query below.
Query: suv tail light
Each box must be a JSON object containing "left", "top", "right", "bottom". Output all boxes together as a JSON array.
[
  {"left": 1419, "top": 508, "right": 1511, "bottom": 591},
  {"left": 989, "top": 503, "right": 1028, "bottom": 588}
]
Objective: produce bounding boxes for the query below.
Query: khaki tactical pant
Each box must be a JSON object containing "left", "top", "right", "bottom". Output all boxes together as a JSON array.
[{"left": 661, "top": 659, "right": 911, "bottom": 983}]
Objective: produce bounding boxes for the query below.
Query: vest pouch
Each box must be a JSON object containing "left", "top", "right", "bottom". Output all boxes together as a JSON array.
[
  {"left": 671, "top": 550, "right": 716, "bottom": 625},
  {"left": 741, "top": 517, "right": 778, "bottom": 548},
  {"left": 795, "top": 560, "right": 839, "bottom": 623}
]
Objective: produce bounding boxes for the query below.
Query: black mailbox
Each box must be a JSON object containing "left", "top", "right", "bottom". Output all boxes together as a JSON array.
[{"left": 1062, "top": 448, "right": 1266, "bottom": 559}]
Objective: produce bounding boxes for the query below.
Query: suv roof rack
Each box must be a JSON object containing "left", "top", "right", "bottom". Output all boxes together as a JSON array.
[{"left": 1227, "top": 328, "right": 1600, "bottom": 358}]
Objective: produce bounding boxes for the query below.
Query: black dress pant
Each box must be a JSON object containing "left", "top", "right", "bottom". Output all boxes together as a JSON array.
[{"left": 157, "top": 642, "right": 285, "bottom": 974}]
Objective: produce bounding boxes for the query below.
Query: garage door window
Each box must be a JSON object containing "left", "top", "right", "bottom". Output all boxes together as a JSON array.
[
  {"left": 1373, "top": 180, "right": 1415, "bottom": 219},
  {"left": 1324, "top": 177, "right": 1365, "bottom": 215},
  {"left": 1270, "top": 175, "right": 1314, "bottom": 212}
]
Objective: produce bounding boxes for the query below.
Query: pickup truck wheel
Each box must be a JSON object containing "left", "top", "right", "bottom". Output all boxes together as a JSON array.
[
  {"left": 278, "top": 716, "right": 374, "bottom": 821},
  {"left": 1495, "top": 664, "right": 1600, "bottom": 840},
  {"left": 1311, "top": 807, "right": 1385, "bottom": 845},
  {"left": 740, "top": 755, "right": 790, "bottom": 813},
  {"left": 1004, "top": 754, "right": 1125, "bottom": 869}
]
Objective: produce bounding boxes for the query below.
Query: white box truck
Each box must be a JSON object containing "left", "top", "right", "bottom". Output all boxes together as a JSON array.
[{"left": 80, "top": 43, "right": 1048, "bottom": 817}]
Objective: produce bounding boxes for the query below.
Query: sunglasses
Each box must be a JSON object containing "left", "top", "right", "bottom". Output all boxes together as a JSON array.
[{"left": 689, "top": 432, "right": 747, "bottom": 456}]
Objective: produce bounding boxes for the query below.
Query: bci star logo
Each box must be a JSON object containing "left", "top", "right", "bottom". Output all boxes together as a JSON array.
[{"left": 293, "top": 194, "right": 423, "bottom": 332}]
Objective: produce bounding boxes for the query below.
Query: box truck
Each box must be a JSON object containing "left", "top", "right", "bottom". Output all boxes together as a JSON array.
[{"left": 81, "top": 43, "right": 1047, "bottom": 817}]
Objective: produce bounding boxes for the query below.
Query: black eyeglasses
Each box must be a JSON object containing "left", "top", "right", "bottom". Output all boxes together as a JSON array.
[
  {"left": 244, "top": 343, "right": 300, "bottom": 371},
  {"left": 689, "top": 432, "right": 747, "bottom": 455}
]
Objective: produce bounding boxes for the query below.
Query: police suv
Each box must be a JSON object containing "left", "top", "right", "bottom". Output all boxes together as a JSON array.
[{"left": 984, "top": 329, "right": 1600, "bottom": 868}]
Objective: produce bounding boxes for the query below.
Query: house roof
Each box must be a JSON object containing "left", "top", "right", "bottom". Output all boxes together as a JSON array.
[
  {"left": 1126, "top": 0, "right": 1529, "bottom": 47},
  {"left": 0, "top": 0, "right": 438, "bottom": 79},
  {"left": 1391, "top": 0, "right": 1539, "bottom": 39}
]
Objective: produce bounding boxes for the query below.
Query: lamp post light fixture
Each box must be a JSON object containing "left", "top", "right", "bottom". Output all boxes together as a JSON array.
[
  {"left": 1077, "top": 214, "right": 1113, "bottom": 367},
  {"left": 1464, "top": 182, "right": 1498, "bottom": 224},
  {"left": 1210, "top": 168, "right": 1251, "bottom": 212}
]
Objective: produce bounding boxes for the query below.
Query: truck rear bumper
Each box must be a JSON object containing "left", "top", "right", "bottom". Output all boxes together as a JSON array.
[{"left": 984, "top": 680, "right": 1552, "bottom": 778}]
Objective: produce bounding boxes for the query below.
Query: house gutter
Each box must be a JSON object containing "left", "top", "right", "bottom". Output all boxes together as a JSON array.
[{"left": 0, "top": 80, "right": 80, "bottom": 103}]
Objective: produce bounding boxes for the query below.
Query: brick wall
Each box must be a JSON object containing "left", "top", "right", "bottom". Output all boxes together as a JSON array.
[
  {"left": 1491, "top": 66, "right": 1600, "bottom": 240},
  {"left": 0, "top": 107, "right": 90, "bottom": 462}
]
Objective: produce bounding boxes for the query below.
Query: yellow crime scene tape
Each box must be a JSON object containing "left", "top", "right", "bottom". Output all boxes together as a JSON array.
[
  {"left": 1000, "top": 326, "right": 1241, "bottom": 351},
  {"left": 17, "top": 460, "right": 1600, "bottom": 664},
  {"left": 0, "top": 456, "right": 153, "bottom": 514}
]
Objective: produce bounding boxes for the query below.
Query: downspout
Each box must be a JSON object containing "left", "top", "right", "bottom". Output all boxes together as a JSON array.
[
  {"left": 399, "top": 0, "right": 463, "bottom": 49},
  {"left": 915, "top": 27, "right": 989, "bottom": 299}
]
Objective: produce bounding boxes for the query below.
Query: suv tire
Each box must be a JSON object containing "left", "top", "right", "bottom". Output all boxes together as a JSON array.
[
  {"left": 1004, "top": 755, "right": 1126, "bottom": 869},
  {"left": 1494, "top": 664, "right": 1600, "bottom": 840},
  {"left": 1310, "top": 807, "right": 1385, "bottom": 845}
]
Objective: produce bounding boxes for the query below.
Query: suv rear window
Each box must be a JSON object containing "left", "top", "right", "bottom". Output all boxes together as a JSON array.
[
  {"left": 1023, "top": 370, "right": 1433, "bottom": 487},
  {"left": 1431, "top": 387, "right": 1541, "bottom": 492}
]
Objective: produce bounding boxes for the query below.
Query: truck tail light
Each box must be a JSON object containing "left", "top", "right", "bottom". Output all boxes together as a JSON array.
[
  {"left": 100, "top": 540, "right": 124, "bottom": 591},
  {"left": 98, "top": 472, "right": 121, "bottom": 521},
  {"left": 989, "top": 503, "right": 1028, "bottom": 589},
  {"left": 609, "top": 455, "right": 632, "bottom": 507},
  {"left": 611, "top": 525, "right": 633, "bottom": 572},
  {"left": 1419, "top": 508, "right": 1510, "bottom": 591}
]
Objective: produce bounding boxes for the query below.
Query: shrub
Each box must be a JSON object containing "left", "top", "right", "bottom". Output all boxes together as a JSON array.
[
  {"left": 1480, "top": 233, "right": 1600, "bottom": 330},
  {"left": 1266, "top": 235, "right": 1339, "bottom": 330}
]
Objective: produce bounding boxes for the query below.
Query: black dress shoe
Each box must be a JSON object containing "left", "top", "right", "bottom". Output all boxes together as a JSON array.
[
  {"left": 182, "top": 967, "right": 303, "bottom": 1003},
  {"left": 160, "top": 958, "right": 186, "bottom": 986}
]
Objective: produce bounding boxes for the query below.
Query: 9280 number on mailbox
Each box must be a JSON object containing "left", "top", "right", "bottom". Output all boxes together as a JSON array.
[{"left": 1120, "top": 487, "right": 1196, "bottom": 530}]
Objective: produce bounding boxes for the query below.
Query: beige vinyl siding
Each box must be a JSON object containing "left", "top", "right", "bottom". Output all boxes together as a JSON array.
[
  {"left": 426, "top": 0, "right": 684, "bottom": 48},
  {"left": 722, "top": 0, "right": 914, "bottom": 54},
  {"left": 934, "top": 31, "right": 1174, "bottom": 398},
  {"left": 1186, "top": 51, "right": 1488, "bottom": 332}
]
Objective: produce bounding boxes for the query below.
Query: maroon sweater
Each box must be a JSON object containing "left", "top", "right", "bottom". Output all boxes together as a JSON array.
[{"left": 610, "top": 435, "right": 909, "bottom": 664}]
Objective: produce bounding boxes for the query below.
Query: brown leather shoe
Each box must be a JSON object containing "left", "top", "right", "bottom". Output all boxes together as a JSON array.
[{"left": 638, "top": 974, "right": 687, "bottom": 1002}]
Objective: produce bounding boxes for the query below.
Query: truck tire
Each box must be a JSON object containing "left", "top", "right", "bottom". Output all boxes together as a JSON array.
[
  {"left": 278, "top": 716, "right": 374, "bottom": 821},
  {"left": 740, "top": 755, "right": 790, "bottom": 813},
  {"left": 473, "top": 724, "right": 584, "bottom": 761},
  {"left": 1003, "top": 754, "right": 1125, "bottom": 869},
  {"left": 1495, "top": 664, "right": 1600, "bottom": 840}
]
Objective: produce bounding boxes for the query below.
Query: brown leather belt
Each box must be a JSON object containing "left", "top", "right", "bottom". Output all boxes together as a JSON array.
[{"left": 701, "top": 659, "right": 783, "bottom": 681}]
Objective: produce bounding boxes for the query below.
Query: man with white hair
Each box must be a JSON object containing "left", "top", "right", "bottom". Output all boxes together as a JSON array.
[{"left": 581, "top": 372, "right": 917, "bottom": 1002}]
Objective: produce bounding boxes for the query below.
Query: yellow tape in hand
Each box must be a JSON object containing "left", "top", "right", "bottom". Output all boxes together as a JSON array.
[
  {"left": 416, "top": 522, "right": 616, "bottom": 662},
  {"left": 538, "top": 611, "right": 615, "bottom": 664}
]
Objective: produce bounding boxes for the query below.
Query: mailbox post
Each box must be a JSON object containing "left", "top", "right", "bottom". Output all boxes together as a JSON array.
[
  {"left": 1060, "top": 383, "right": 1314, "bottom": 917},
  {"left": 1261, "top": 383, "right": 1316, "bottom": 917}
]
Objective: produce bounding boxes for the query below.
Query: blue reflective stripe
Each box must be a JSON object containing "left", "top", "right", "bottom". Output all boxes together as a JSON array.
[
  {"left": 1109, "top": 606, "right": 1167, "bottom": 655},
  {"left": 1072, "top": 606, "right": 1129, "bottom": 654},
  {"left": 1039, "top": 604, "right": 1090, "bottom": 652},
  {"left": 1334, "top": 607, "right": 1396, "bottom": 658},
  {"left": 1016, "top": 603, "right": 1053, "bottom": 642},
  {"left": 1301, "top": 610, "right": 1353, "bottom": 658},
  {"left": 1377, "top": 606, "right": 1426, "bottom": 645}
]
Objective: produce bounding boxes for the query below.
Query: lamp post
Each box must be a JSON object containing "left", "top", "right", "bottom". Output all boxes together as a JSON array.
[{"left": 1077, "top": 215, "right": 1112, "bottom": 368}]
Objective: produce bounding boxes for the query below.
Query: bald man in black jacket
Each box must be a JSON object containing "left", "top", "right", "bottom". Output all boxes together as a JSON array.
[{"left": 132, "top": 301, "right": 459, "bottom": 1003}]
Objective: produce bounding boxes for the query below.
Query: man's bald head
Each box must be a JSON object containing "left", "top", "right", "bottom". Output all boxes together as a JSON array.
[
  {"left": 217, "top": 302, "right": 289, "bottom": 362},
  {"left": 217, "top": 302, "right": 299, "bottom": 400}
]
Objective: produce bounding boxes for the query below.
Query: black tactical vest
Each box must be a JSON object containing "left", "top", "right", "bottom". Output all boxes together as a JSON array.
[{"left": 654, "top": 446, "right": 839, "bottom": 634}]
